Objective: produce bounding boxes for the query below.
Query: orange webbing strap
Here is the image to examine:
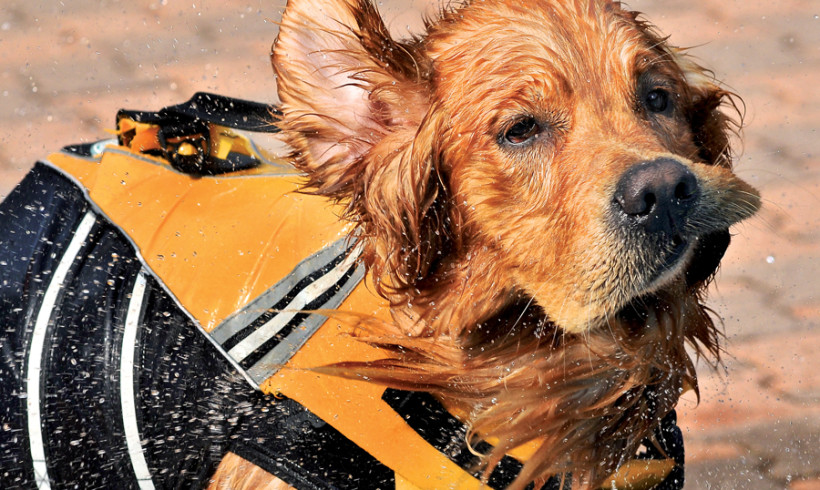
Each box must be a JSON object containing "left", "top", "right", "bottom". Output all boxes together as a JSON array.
[
  {"left": 117, "top": 116, "right": 281, "bottom": 172},
  {"left": 116, "top": 91, "right": 283, "bottom": 175}
]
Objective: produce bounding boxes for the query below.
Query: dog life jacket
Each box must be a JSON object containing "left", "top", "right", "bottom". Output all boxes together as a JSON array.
[{"left": 0, "top": 93, "right": 684, "bottom": 490}]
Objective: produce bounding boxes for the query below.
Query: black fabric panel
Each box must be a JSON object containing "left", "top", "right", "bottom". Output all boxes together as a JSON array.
[
  {"left": 41, "top": 227, "right": 142, "bottom": 488},
  {"left": 133, "top": 280, "right": 397, "bottom": 489},
  {"left": 383, "top": 388, "right": 684, "bottom": 490},
  {"left": 230, "top": 397, "right": 395, "bottom": 490},
  {"left": 0, "top": 164, "right": 285, "bottom": 488},
  {"left": 382, "top": 389, "right": 568, "bottom": 490},
  {"left": 134, "top": 277, "right": 241, "bottom": 486},
  {"left": 0, "top": 163, "right": 91, "bottom": 487}
]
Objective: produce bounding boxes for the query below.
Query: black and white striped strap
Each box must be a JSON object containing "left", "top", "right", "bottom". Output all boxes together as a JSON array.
[{"left": 210, "top": 238, "right": 365, "bottom": 386}]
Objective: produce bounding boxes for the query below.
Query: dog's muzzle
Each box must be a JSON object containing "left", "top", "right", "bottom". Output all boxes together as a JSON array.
[{"left": 611, "top": 157, "right": 730, "bottom": 288}]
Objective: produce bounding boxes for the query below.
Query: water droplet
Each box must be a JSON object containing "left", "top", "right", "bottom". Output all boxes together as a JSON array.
[{"left": 766, "top": 255, "right": 775, "bottom": 264}]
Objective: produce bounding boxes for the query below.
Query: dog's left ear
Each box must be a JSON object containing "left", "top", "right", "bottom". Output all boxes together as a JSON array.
[
  {"left": 272, "top": 0, "right": 430, "bottom": 194},
  {"left": 676, "top": 54, "right": 740, "bottom": 168}
]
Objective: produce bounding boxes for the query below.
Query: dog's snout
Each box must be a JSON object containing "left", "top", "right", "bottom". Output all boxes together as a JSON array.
[{"left": 614, "top": 158, "right": 699, "bottom": 235}]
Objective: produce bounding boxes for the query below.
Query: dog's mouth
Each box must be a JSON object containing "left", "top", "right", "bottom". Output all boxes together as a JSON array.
[
  {"left": 646, "top": 234, "right": 693, "bottom": 287},
  {"left": 642, "top": 228, "right": 732, "bottom": 292},
  {"left": 651, "top": 228, "right": 732, "bottom": 288},
  {"left": 640, "top": 235, "right": 699, "bottom": 295},
  {"left": 615, "top": 228, "right": 731, "bottom": 325}
]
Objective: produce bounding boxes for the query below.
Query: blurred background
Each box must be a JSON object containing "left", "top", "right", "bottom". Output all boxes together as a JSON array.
[{"left": 0, "top": 1, "right": 817, "bottom": 488}]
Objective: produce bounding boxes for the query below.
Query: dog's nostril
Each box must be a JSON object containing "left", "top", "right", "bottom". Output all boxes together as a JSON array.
[
  {"left": 641, "top": 192, "right": 656, "bottom": 215},
  {"left": 674, "top": 174, "right": 697, "bottom": 201},
  {"left": 615, "top": 183, "right": 658, "bottom": 217}
]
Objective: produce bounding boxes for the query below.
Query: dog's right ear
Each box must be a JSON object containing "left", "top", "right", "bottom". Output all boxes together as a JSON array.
[{"left": 272, "top": 0, "right": 430, "bottom": 195}]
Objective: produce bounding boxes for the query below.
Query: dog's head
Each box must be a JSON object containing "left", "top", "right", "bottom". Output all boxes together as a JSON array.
[{"left": 273, "top": 0, "right": 759, "bottom": 486}]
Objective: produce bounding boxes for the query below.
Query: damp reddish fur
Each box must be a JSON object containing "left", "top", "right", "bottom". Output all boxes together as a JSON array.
[{"left": 270, "top": 0, "right": 760, "bottom": 487}]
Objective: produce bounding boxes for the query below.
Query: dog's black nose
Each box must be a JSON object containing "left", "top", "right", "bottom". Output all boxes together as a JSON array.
[{"left": 614, "top": 158, "right": 699, "bottom": 235}]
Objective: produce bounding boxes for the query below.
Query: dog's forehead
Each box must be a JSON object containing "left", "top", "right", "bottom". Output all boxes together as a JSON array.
[{"left": 426, "top": 0, "right": 658, "bottom": 92}]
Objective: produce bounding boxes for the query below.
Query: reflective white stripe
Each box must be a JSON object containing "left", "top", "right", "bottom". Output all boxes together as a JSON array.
[
  {"left": 227, "top": 248, "right": 361, "bottom": 361},
  {"left": 120, "top": 271, "right": 155, "bottom": 489},
  {"left": 26, "top": 210, "right": 96, "bottom": 489}
]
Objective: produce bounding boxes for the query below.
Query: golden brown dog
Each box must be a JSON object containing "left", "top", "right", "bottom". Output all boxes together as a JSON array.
[{"left": 213, "top": 0, "right": 760, "bottom": 488}]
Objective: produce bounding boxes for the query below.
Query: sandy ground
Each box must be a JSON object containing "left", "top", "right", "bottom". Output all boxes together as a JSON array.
[{"left": 0, "top": 1, "right": 818, "bottom": 488}]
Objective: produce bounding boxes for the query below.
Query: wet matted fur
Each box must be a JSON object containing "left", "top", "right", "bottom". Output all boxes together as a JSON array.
[{"left": 255, "top": 0, "right": 760, "bottom": 488}]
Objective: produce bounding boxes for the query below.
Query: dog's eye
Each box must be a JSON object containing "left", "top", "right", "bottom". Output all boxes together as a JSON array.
[
  {"left": 503, "top": 117, "right": 541, "bottom": 145},
  {"left": 644, "top": 89, "right": 671, "bottom": 114}
]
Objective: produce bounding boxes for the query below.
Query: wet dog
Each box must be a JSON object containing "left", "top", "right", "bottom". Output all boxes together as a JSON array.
[{"left": 218, "top": 0, "right": 760, "bottom": 488}]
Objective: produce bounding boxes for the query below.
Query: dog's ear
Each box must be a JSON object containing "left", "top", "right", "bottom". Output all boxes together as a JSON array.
[
  {"left": 274, "top": 0, "right": 454, "bottom": 294},
  {"left": 272, "top": 0, "right": 430, "bottom": 194},
  {"left": 676, "top": 55, "right": 740, "bottom": 168}
]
